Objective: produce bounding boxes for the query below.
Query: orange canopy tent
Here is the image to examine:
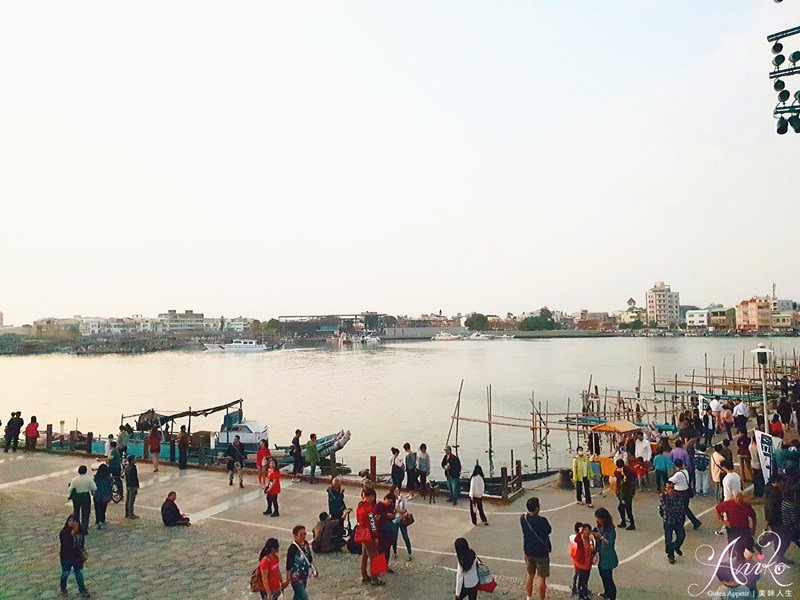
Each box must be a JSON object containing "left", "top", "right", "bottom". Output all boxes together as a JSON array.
[{"left": 589, "top": 420, "right": 640, "bottom": 434}]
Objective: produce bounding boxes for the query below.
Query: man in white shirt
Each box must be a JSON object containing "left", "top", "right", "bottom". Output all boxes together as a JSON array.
[
  {"left": 716, "top": 460, "right": 742, "bottom": 535},
  {"left": 668, "top": 459, "right": 702, "bottom": 529},
  {"left": 732, "top": 399, "right": 748, "bottom": 436},
  {"left": 68, "top": 465, "right": 97, "bottom": 532},
  {"left": 634, "top": 432, "right": 652, "bottom": 486}
]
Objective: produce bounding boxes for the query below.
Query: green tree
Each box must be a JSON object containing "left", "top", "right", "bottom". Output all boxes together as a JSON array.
[
  {"left": 517, "top": 307, "right": 559, "bottom": 331},
  {"left": 465, "top": 313, "right": 488, "bottom": 331}
]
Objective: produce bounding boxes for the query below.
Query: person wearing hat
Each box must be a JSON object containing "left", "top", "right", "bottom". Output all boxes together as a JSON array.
[
  {"left": 291, "top": 429, "right": 303, "bottom": 482},
  {"left": 441, "top": 446, "right": 462, "bottom": 505}
]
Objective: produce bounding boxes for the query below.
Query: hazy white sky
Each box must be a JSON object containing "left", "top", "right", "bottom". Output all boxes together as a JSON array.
[{"left": 1, "top": 2, "right": 797, "bottom": 325}]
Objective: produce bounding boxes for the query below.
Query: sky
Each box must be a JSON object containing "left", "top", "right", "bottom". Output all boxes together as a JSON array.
[{"left": 1, "top": 2, "right": 798, "bottom": 325}]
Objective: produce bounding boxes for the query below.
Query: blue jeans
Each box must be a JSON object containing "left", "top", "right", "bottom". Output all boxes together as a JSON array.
[
  {"left": 60, "top": 559, "right": 87, "bottom": 593},
  {"left": 446, "top": 476, "right": 460, "bottom": 503},
  {"left": 291, "top": 580, "right": 308, "bottom": 600},
  {"left": 663, "top": 521, "right": 686, "bottom": 558}
]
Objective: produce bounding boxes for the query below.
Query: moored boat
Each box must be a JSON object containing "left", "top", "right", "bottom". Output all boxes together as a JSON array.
[
  {"left": 431, "top": 331, "right": 463, "bottom": 341},
  {"left": 203, "top": 339, "right": 283, "bottom": 352}
]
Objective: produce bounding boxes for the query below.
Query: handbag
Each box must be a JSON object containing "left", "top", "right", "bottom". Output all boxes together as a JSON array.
[
  {"left": 371, "top": 552, "right": 388, "bottom": 576},
  {"left": 353, "top": 524, "right": 371, "bottom": 544},
  {"left": 476, "top": 558, "right": 497, "bottom": 593},
  {"left": 400, "top": 512, "right": 415, "bottom": 527}
]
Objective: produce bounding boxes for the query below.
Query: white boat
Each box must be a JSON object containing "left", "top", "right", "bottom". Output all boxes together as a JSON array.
[
  {"left": 214, "top": 419, "right": 269, "bottom": 447},
  {"left": 203, "top": 339, "right": 282, "bottom": 352},
  {"left": 466, "top": 332, "right": 494, "bottom": 340},
  {"left": 431, "top": 331, "right": 463, "bottom": 341},
  {"left": 497, "top": 333, "right": 516, "bottom": 340},
  {"left": 359, "top": 334, "right": 381, "bottom": 344}
]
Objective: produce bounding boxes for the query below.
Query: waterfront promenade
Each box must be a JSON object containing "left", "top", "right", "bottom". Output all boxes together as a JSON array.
[{"left": 0, "top": 452, "right": 796, "bottom": 599}]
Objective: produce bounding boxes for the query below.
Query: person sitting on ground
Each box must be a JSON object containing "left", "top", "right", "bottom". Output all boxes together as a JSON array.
[
  {"left": 161, "top": 491, "right": 190, "bottom": 526},
  {"left": 311, "top": 511, "right": 348, "bottom": 553}
]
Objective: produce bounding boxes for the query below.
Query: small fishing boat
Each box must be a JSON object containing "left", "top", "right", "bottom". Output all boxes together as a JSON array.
[
  {"left": 359, "top": 334, "right": 381, "bottom": 344},
  {"left": 431, "top": 331, "right": 462, "bottom": 341}
]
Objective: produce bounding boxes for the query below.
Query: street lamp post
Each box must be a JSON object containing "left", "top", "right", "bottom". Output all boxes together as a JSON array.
[{"left": 751, "top": 343, "right": 774, "bottom": 433}]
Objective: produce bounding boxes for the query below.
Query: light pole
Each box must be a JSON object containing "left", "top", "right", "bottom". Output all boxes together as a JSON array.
[{"left": 751, "top": 343, "right": 774, "bottom": 433}]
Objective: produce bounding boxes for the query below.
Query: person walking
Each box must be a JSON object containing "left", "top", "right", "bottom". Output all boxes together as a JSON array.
[
  {"left": 572, "top": 446, "right": 593, "bottom": 508},
  {"left": 123, "top": 455, "right": 140, "bottom": 519},
  {"left": 291, "top": 429, "right": 303, "bottom": 482},
  {"left": 4, "top": 411, "right": 23, "bottom": 452},
  {"left": 59, "top": 515, "right": 91, "bottom": 597},
  {"left": 442, "top": 446, "right": 462, "bottom": 505},
  {"left": 257, "top": 439, "right": 271, "bottom": 487},
  {"left": 716, "top": 492, "right": 757, "bottom": 559},
  {"left": 68, "top": 466, "right": 96, "bottom": 534},
  {"left": 721, "top": 403, "right": 734, "bottom": 441},
  {"left": 177, "top": 425, "right": 189, "bottom": 470},
  {"left": 356, "top": 486, "right": 384, "bottom": 587},
  {"left": 117, "top": 425, "right": 129, "bottom": 458},
  {"left": 24, "top": 416, "right": 39, "bottom": 452},
  {"left": 659, "top": 481, "right": 687, "bottom": 564},
  {"left": 92, "top": 464, "right": 112, "bottom": 530},
  {"left": 521, "top": 496, "right": 551, "bottom": 600},
  {"left": 668, "top": 459, "right": 702, "bottom": 530},
  {"left": 264, "top": 458, "right": 281, "bottom": 517},
  {"left": 147, "top": 426, "right": 162, "bottom": 472},
  {"left": 326, "top": 476, "right": 346, "bottom": 520},
  {"left": 593, "top": 507, "right": 618, "bottom": 600},
  {"left": 257, "top": 537, "right": 287, "bottom": 600},
  {"left": 733, "top": 398, "right": 749, "bottom": 436},
  {"left": 454, "top": 537, "right": 480, "bottom": 600},
  {"left": 693, "top": 443, "right": 711, "bottom": 497},
  {"left": 403, "top": 442, "right": 418, "bottom": 495},
  {"left": 715, "top": 460, "right": 742, "bottom": 536},
  {"left": 394, "top": 490, "right": 413, "bottom": 560},
  {"left": 613, "top": 459, "right": 636, "bottom": 530},
  {"left": 416, "top": 443, "right": 431, "bottom": 499},
  {"left": 389, "top": 447, "right": 404, "bottom": 490},
  {"left": 469, "top": 464, "right": 489, "bottom": 526},
  {"left": 568, "top": 523, "right": 594, "bottom": 600},
  {"left": 710, "top": 444, "right": 727, "bottom": 502},
  {"left": 305, "top": 434, "right": 319, "bottom": 484},
  {"left": 285, "top": 525, "right": 315, "bottom": 600},
  {"left": 225, "top": 435, "right": 247, "bottom": 488}
]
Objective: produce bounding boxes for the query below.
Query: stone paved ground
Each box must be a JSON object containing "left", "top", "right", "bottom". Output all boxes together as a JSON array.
[{"left": 0, "top": 477, "right": 549, "bottom": 600}]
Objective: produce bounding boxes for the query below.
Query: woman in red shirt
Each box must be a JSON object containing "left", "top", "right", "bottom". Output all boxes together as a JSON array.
[
  {"left": 356, "top": 486, "right": 384, "bottom": 586},
  {"left": 148, "top": 427, "right": 162, "bottom": 472},
  {"left": 263, "top": 459, "right": 281, "bottom": 517},
  {"left": 256, "top": 439, "right": 271, "bottom": 487},
  {"left": 769, "top": 414, "right": 784, "bottom": 438},
  {"left": 257, "top": 537, "right": 286, "bottom": 600},
  {"left": 24, "top": 416, "right": 39, "bottom": 452}
]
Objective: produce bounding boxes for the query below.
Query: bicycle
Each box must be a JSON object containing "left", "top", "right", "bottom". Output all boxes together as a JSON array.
[{"left": 95, "top": 452, "right": 126, "bottom": 503}]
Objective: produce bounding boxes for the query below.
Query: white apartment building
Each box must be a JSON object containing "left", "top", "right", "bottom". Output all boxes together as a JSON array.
[
  {"left": 157, "top": 309, "right": 205, "bottom": 331},
  {"left": 685, "top": 309, "right": 709, "bottom": 329},
  {"left": 645, "top": 281, "right": 680, "bottom": 328}
]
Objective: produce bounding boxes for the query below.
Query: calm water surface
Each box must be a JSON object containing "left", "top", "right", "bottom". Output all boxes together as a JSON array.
[{"left": 1, "top": 337, "right": 798, "bottom": 474}]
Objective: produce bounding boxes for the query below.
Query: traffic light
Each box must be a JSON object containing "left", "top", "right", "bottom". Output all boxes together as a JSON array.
[{"left": 778, "top": 116, "right": 789, "bottom": 134}]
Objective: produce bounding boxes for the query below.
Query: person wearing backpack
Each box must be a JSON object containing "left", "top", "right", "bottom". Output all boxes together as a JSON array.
[{"left": 693, "top": 443, "right": 711, "bottom": 497}]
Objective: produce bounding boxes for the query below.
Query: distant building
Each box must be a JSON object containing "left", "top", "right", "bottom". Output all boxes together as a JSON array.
[
  {"left": 157, "top": 309, "right": 205, "bottom": 332},
  {"left": 685, "top": 309, "right": 709, "bottom": 329},
  {"left": 772, "top": 299, "right": 795, "bottom": 312},
  {"left": 708, "top": 307, "right": 735, "bottom": 330},
  {"left": 771, "top": 312, "right": 793, "bottom": 329},
  {"left": 735, "top": 297, "right": 772, "bottom": 331},
  {"left": 645, "top": 281, "right": 680, "bottom": 328},
  {"left": 33, "top": 317, "right": 81, "bottom": 337}
]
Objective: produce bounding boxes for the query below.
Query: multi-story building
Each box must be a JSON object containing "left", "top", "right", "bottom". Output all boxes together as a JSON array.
[
  {"left": 735, "top": 297, "right": 772, "bottom": 331},
  {"left": 772, "top": 299, "right": 795, "bottom": 312},
  {"left": 157, "top": 309, "right": 205, "bottom": 332},
  {"left": 685, "top": 309, "right": 709, "bottom": 329},
  {"left": 645, "top": 281, "right": 680, "bottom": 328},
  {"left": 708, "top": 307, "right": 735, "bottom": 330}
]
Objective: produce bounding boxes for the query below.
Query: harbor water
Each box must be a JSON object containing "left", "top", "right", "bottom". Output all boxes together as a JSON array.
[{"left": 1, "top": 336, "right": 798, "bottom": 475}]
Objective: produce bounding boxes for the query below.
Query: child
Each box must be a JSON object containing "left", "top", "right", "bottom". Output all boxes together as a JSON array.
[
  {"left": 258, "top": 537, "right": 286, "bottom": 600},
  {"left": 652, "top": 448, "right": 673, "bottom": 493},
  {"left": 569, "top": 522, "right": 582, "bottom": 595},
  {"left": 263, "top": 458, "right": 281, "bottom": 517},
  {"left": 569, "top": 523, "right": 594, "bottom": 600},
  {"left": 634, "top": 457, "right": 649, "bottom": 491}
]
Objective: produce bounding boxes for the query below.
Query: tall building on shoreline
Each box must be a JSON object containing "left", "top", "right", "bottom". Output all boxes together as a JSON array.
[{"left": 645, "top": 281, "right": 680, "bottom": 328}]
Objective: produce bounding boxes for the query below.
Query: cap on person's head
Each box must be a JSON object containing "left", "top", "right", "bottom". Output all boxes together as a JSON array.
[{"left": 444, "top": 445, "right": 452, "bottom": 452}]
